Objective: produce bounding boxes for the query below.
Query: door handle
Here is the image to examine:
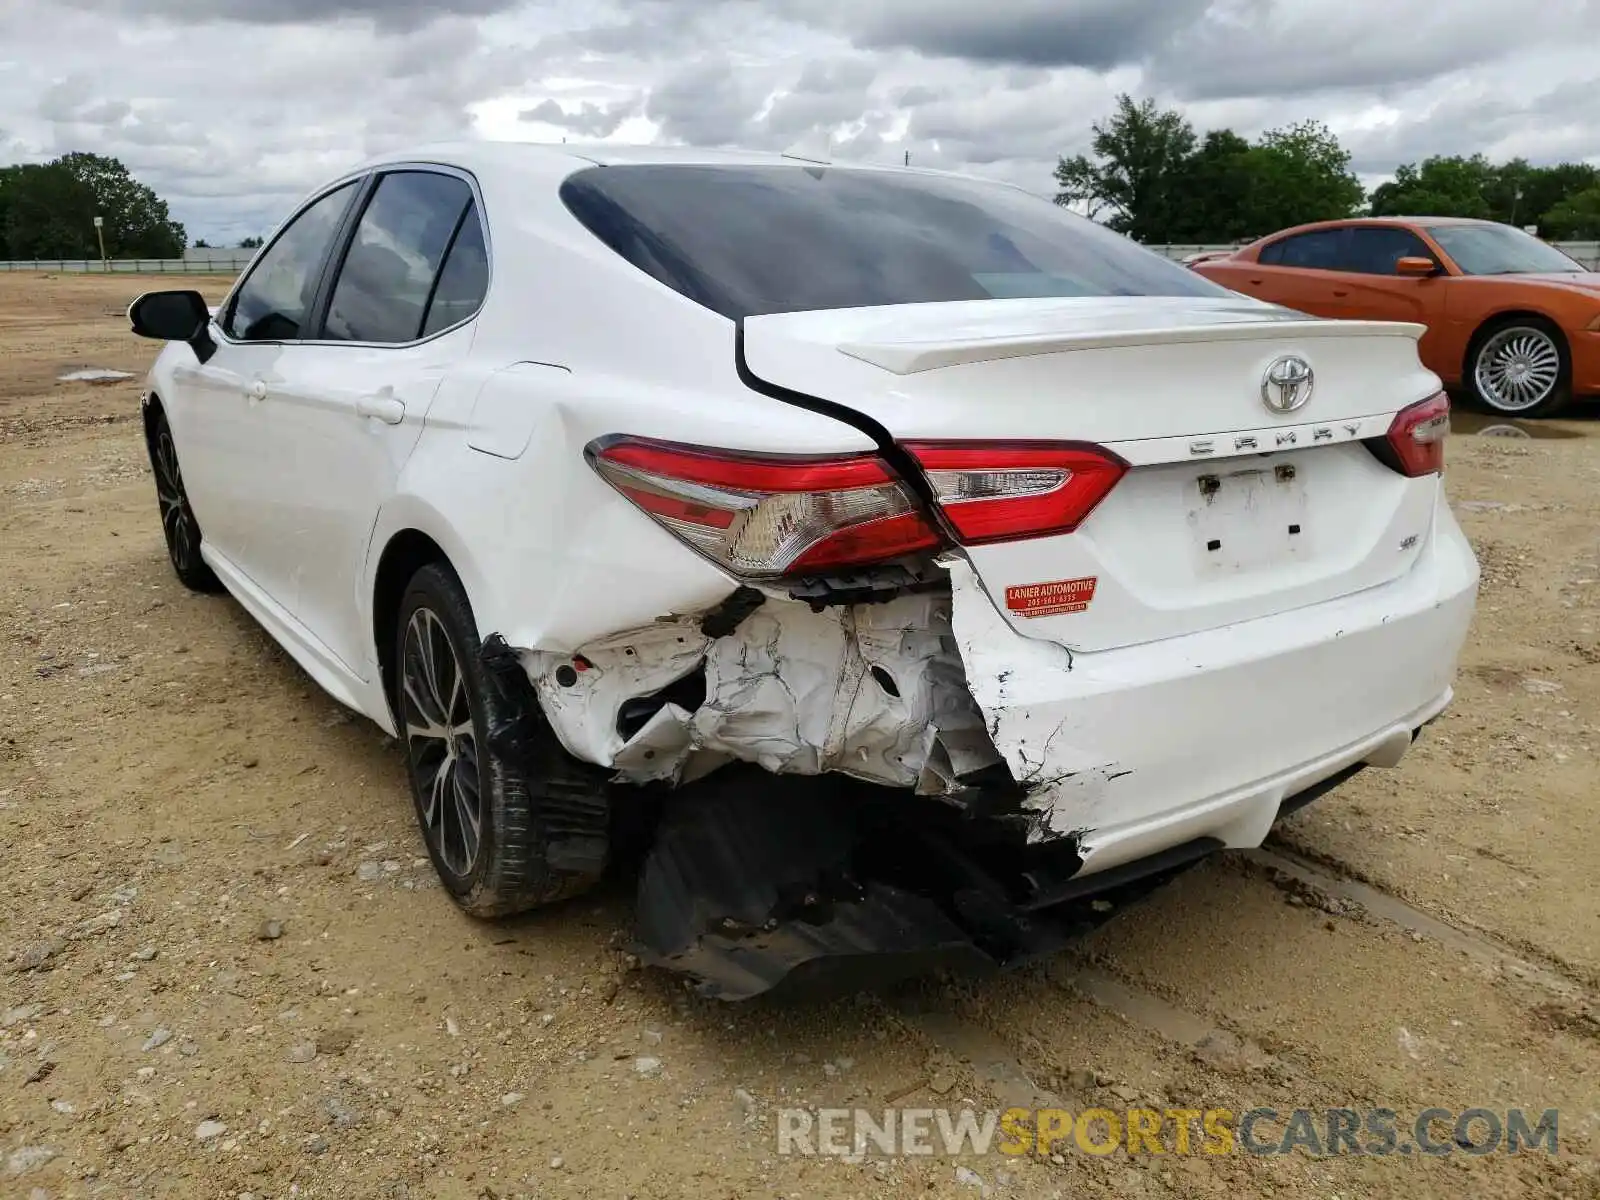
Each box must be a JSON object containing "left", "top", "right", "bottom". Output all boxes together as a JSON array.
[
  {"left": 249, "top": 379, "right": 267, "bottom": 400},
  {"left": 357, "top": 394, "right": 406, "bottom": 425},
  {"left": 1248, "top": 278, "right": 1263, "bottom": 286},
  {"left": 1332, "top": 289, "right": 1350, "bottom": 298}
]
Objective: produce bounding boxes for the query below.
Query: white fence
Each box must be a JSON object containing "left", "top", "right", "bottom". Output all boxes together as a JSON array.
[
  {"left": 0, "top": 256, "right": 254, "bottom": 273},
  {"left": 183, "top": 247, "right": 255, "bottom": 265},
  {"left": 2, "top": 242, "right": 1597, "bottom": 275}
]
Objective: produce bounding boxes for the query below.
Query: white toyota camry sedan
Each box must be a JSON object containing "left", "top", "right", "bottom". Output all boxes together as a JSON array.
[{"left": 130, "top": 142, "right": 1478, "bottom": 998}]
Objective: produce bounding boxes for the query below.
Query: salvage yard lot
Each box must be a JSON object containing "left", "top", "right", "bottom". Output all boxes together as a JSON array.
[{"left": 2, "top": 271, "right": 1598, "bottom": 1199}]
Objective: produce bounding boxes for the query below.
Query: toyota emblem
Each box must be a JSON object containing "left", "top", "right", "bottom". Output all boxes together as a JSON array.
[{"left": 1261, "top": 355, "right": 1314, "bottom": 414}]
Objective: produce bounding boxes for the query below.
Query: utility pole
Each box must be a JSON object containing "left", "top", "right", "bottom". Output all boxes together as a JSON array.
[
  {"left": 92, "top": 215, "right": 107, "bottom": 271},
  {"left": 904, "top": 150, "right": 910, "bottom": 167}
]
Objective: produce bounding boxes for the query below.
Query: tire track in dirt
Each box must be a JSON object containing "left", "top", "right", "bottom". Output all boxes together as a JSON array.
[{"left": 1246, "top": 847, "right": 1595, "bottom": 1002}]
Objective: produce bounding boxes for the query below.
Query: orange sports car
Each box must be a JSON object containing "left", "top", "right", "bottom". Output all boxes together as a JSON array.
[{"left": 1192, "top": 217, "right": 1600, "bottom": 417}]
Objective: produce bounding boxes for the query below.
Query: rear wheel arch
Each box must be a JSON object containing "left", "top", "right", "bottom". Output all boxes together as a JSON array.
[
  {"left": 381, "top": 536, "right": 611, "bottom": 913},
  {"left": 1464, "top": 308, "right": 1566, "bottom": 361},
  {"left": 372, "top": 528, "right": 454, "bottom": 721}
]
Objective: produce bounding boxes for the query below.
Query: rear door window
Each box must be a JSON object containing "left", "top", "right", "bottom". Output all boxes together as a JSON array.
[
  {"left": 420, "top": 202, "right": 489, "bottom": 338},
  {"left": 322, "top": 171, "right": 475, "bottom": 344},
  {"left": 1259, "top": 229, "right": 1346, "bottom": 270}
]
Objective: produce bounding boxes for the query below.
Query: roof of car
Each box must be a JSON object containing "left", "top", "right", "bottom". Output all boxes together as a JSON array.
[
  {"left": 1358, "top": 215, "right": 1496, "bottom": 227},
  {"left": 357, "top": 139, "right": 923, "bottom": 175},
  {"left": 348, "top": 140, "right": 1070, "bottom": 209}
]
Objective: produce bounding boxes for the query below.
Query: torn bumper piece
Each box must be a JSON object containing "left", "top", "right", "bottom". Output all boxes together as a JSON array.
[
  {"left": 632, "top": 770, "right": 1218, "bottom": 1001},
  {"left": 635, "top": 780, "right": 993, "bottom": 1002}
]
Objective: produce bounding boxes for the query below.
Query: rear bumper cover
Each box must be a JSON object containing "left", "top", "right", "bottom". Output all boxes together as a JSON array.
[
  {"left": 533, "top": 493, "right": 1476, "bottom": 999},
  {"left": 950, "top": 491, "right": 1478, "bottom": 878}
]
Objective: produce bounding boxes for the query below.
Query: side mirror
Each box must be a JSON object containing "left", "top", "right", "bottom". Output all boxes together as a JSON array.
[
  {"left": 1395, "top": 256, "right": 1440, "bottom": 278},
  {"left": 128, "top": 290, "right": 217, "bottom": 363}
]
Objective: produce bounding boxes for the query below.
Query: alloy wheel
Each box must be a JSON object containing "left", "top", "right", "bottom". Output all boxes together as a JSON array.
[
  {"left": 401, "top": 607, "right": 483, "bottom": 876},
  {"left": 153, "top": 429, "right": 199, "bottom": 572},
  {"left": 1474, "top": 326, "right": 1561, "bottom": 413}
]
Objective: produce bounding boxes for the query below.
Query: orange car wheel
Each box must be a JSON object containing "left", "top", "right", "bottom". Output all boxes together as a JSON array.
[{"left": 1466, "top": 317, "right": 1571, "bottom": 418}]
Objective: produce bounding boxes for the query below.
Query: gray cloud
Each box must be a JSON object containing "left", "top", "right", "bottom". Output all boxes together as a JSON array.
[
  {"left": 5, "top": 0, "right": 1599, "bottom": 246},
  {"left": 891, "top": 84, "right": 945, "bottom": 108},
  {"left": 645, "top": 58, "right": 771, "bottom": 146},
  {"left": 799, "top": 0, "right": 1212, "bottom": 69},
  {"left": 57, "top": 0, "right": 522, "bottom": 32},
  {"left": 37, "top": 77, "right": 97, "bottom": 123},
  {"left": 1152, "top": 0, "right": 1600, "bottom": 99},
  {"left": 519, "top": 98, "right": 639, "bottom": 137},
  {"left": 763, "top": 58, "right": 878, "bottom": 137},
  {"left": 1341, "top": 81, "right": 1600, "bottom": 177}
]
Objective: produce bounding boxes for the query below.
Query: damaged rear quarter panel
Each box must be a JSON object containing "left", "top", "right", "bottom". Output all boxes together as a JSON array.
[{"left": 528, "top": 590, "right": 1002, "bottom": 794}]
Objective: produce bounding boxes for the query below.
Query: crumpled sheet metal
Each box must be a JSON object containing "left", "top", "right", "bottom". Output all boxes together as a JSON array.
[
  {"left": 528, "top": 591, "right": 1001, "bottom": 793},
  {"left": 945, "top": 556, "right": 1123, "bottom": 842}
]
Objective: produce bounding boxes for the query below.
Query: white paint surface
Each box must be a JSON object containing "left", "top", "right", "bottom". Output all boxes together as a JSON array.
[{"left": 135, "top": 140, "right": 1480, "bottom": 883}]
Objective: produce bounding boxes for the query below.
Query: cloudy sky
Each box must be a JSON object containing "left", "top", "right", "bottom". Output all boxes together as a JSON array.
[{"left": 2, "top": 0, "right": 1597, "bottom": 244}]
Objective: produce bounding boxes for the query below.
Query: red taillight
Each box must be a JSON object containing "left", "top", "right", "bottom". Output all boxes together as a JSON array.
[
  {"left": 1385, "top": 392, "right": 1450, "bottom": 477},
  {"left": 905, "top": 441, "right": 1128, "bottom": 545},
  {"left": 588, "top": 437, "right": 942, "bottom": 578}
]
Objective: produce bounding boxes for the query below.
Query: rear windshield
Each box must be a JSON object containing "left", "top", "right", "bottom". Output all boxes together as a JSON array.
[{"left": 560, "top": 164, "right": 1227, "bottom": 320}]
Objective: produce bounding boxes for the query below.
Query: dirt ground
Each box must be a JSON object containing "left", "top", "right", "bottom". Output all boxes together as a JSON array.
[{"left": 1, "top": 272, "right": 1597, "bottom": 1200}]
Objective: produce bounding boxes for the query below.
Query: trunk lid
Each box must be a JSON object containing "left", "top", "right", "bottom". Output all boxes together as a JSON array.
[{"left": 743, "top": 296, "right": 1445, "bottom": 653}]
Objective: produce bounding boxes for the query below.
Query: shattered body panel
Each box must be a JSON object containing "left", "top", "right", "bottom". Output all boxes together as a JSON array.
[{"left": 529, "top": 590, "right": 1003, "bottom": 795}]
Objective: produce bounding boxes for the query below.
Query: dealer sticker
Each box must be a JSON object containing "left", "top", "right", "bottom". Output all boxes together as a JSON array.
[{"left": 1005, "top": 576, "right": 1098, "bottom": 618}]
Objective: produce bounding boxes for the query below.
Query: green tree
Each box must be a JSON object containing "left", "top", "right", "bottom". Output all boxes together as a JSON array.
[
  {"left": 1542, "top": 184, "right": 1600, "bottom": 239},
  {"left": 0, "top": 152, "right": 184, "bottom": 259},
  {"left": 1, "top": 163, "right": 86, "bottom": 258},
  {"left": 1365, "top": 156, "right": 1598, "bottom": 231},
  {"left": 1369, "top": 155, "right": 1496, "bottom": 218},
  {"left": 1483, "top": 158, "right": 1535, "bottom": 225},
  {"left": 1053, "top": 99, "right": 1363, "bottom": 243},
  {"left": 1513, "top": 162, "right": 1600, "bottom": 232},
  {"left": 1165, "top": 129, "right": 1254, "bottom": 242},
  {"left": 0, "top": 164, "right": 18, "bottom": 253},
  {"left": 1053, "top": 95, "right": 1197, "bottom": 242},
  {"left": 1234, "top": 121, "right": 1365, "bottom": 236},
  {"left": 238, "top": 235, "right": 263, "bottom": 249}
]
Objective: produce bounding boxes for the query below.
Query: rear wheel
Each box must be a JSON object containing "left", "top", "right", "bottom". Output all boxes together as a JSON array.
[
  {"left": 1466, "top": 318, "right": 1570, "bottom": 417},
  {"left": 395, "top": 563, "right": 605, "bottom": 915},
  {"left": 147, "top": 410, "right": 221, "bottom": 592}
]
